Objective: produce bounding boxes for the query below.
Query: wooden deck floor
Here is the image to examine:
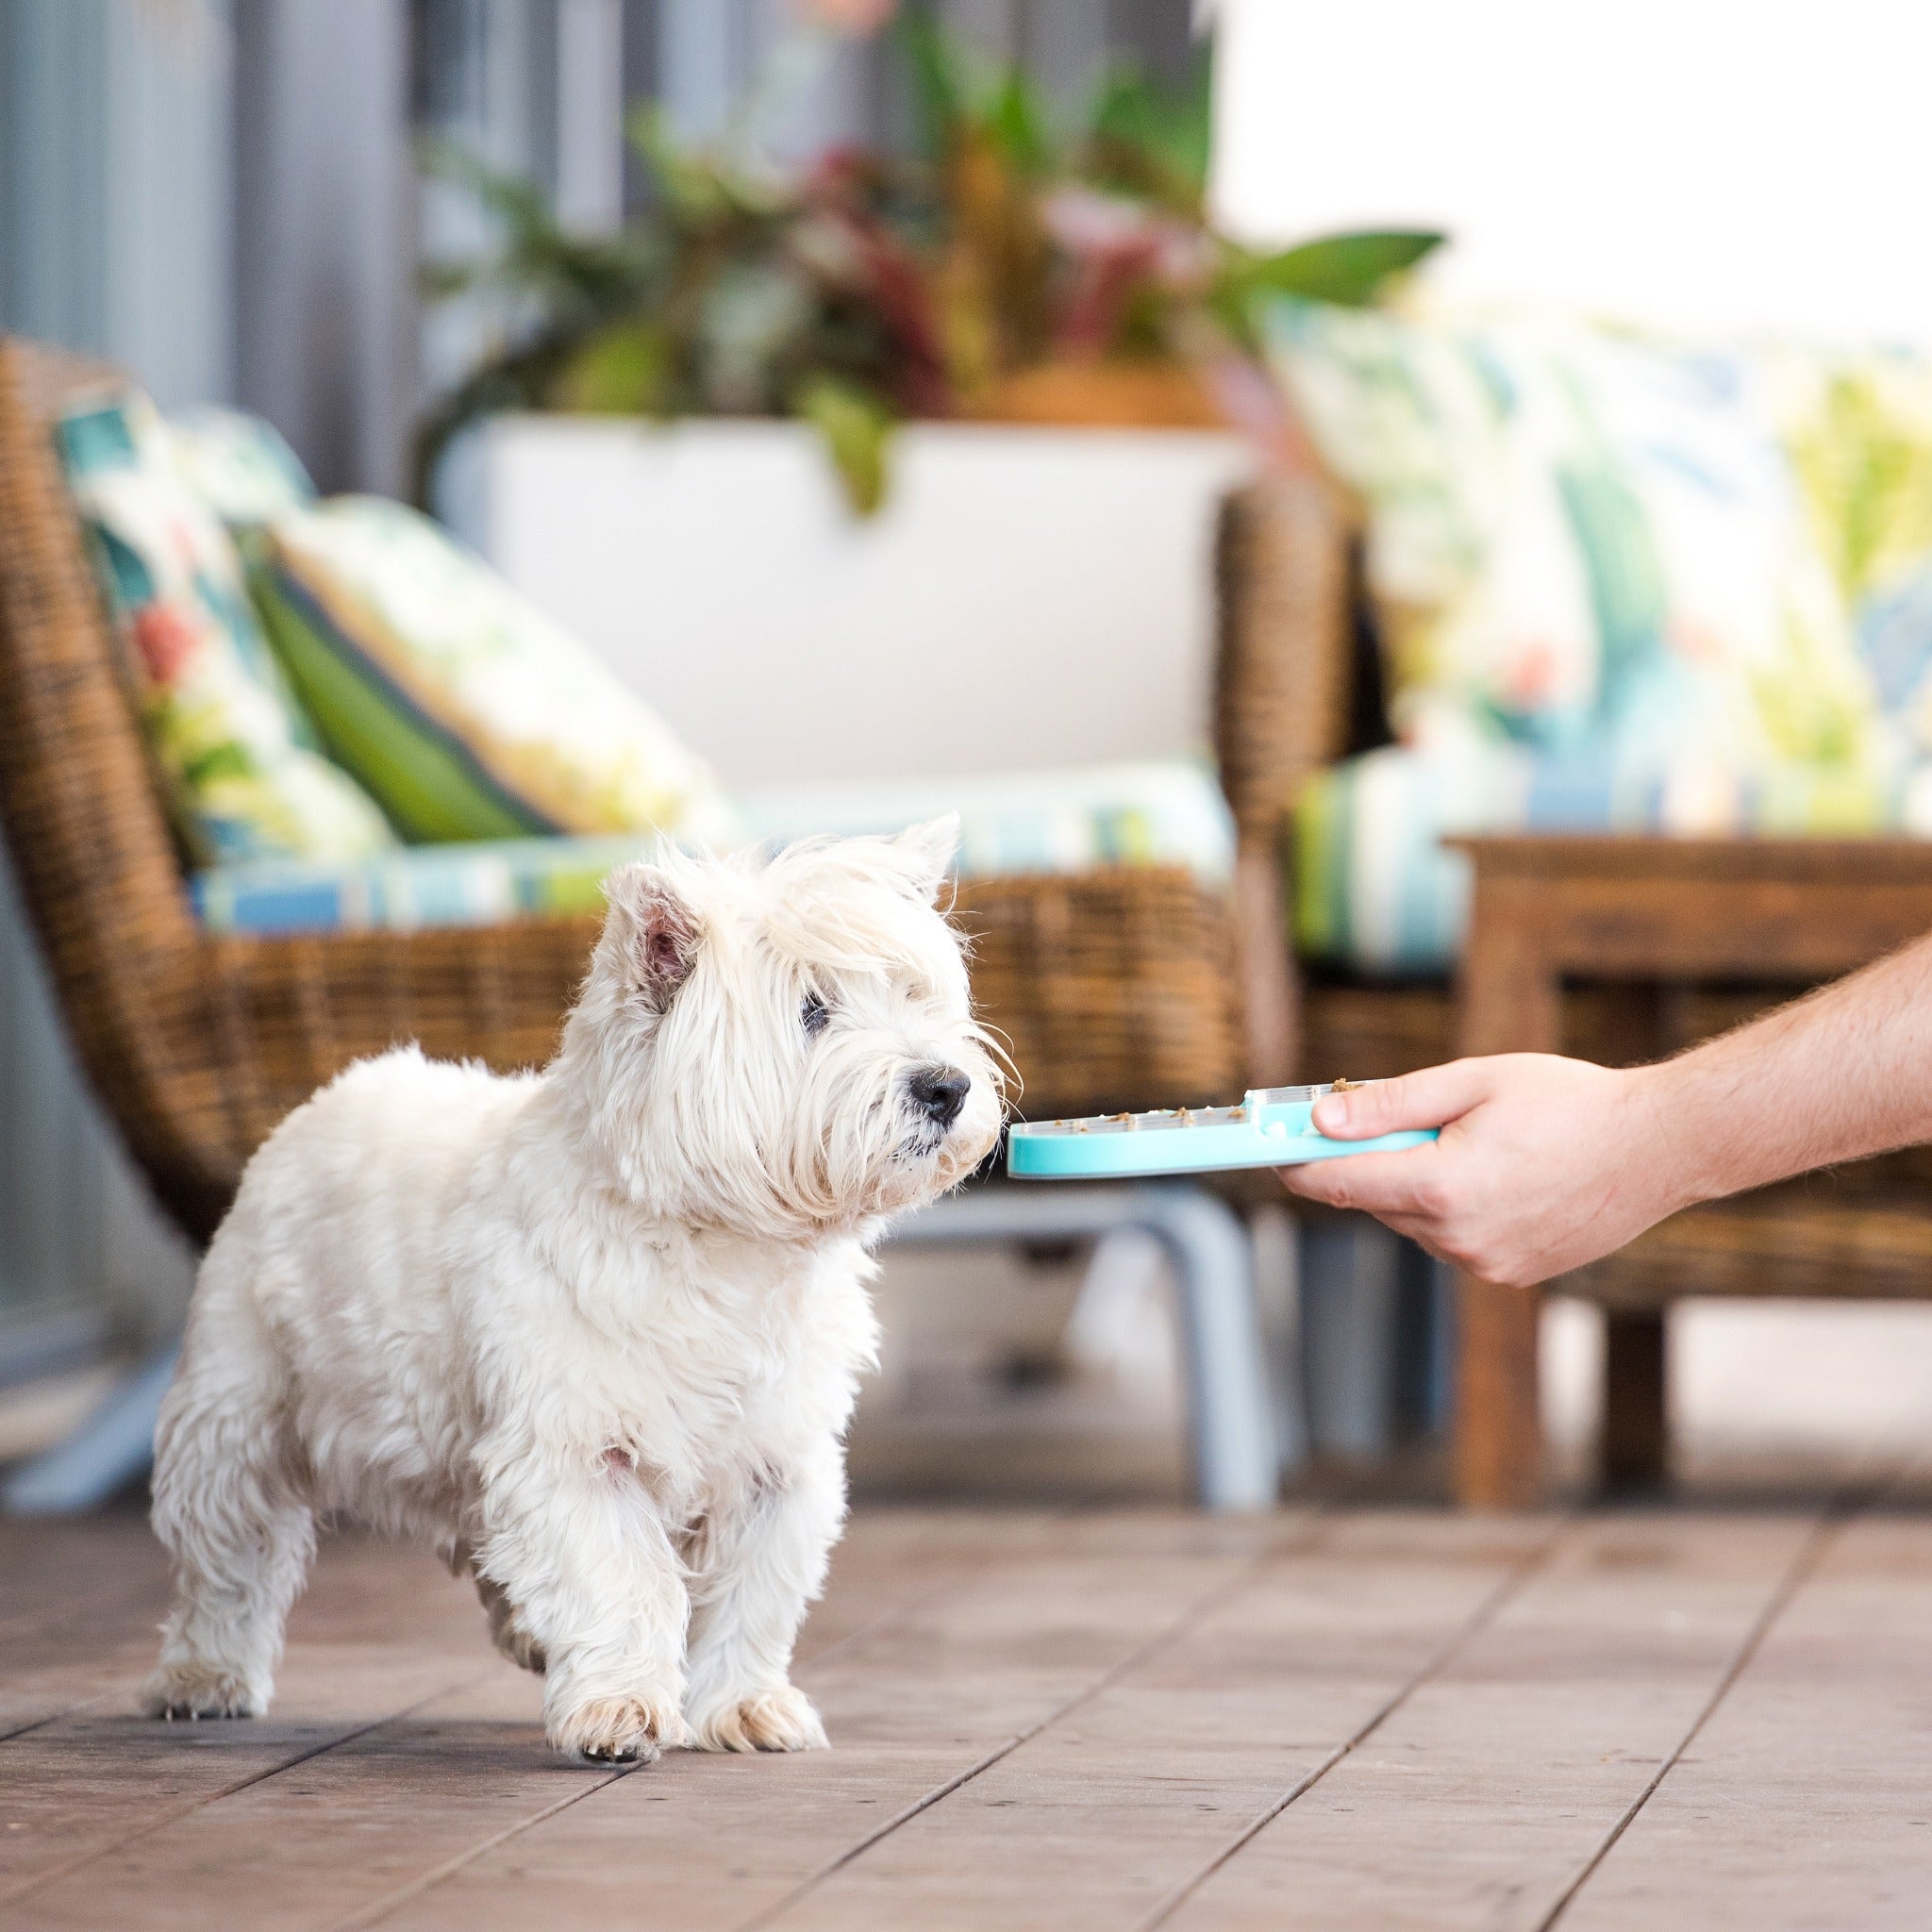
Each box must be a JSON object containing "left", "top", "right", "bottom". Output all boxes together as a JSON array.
[{"left": 2, "top": 1492, "right": 1929, "bottom": 1929}]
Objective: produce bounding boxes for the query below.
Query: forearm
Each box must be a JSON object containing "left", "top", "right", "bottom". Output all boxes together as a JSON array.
[{"left": 1639, "top": 928, "right": 1932, "bottom": 1213}]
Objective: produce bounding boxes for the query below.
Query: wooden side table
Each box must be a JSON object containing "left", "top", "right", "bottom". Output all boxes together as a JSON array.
[{"left": 1451, "top": 835, "right": 1932, "bottom": 1507}]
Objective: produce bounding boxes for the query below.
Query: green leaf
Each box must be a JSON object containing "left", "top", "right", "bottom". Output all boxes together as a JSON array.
[
  {"left": 895, "top": 6, "right": 970, "bottom": 159},
  {"left": 793, "top": 376, "right": 895, "bottom": 517},
  {"left": 418, "top": 258, "right": 485, "bottom": 301},
  {"left": 987, "top": 68, "right": 1055, "bottom": 175},
  {"left": 418, "top": 136, "right": 558, "bottom": 242},
  {"left": 1086, "top": 50, "right": 1213, "bottom": 206},
  {"left": 1242, "top": 229, "right": 1446, "bottom": 308},
  {"left": 550, "top": 322, "right": 673, "bottom": 415}
]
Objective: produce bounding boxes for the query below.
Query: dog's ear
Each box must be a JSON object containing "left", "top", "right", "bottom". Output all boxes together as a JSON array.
[
  {"left": 607, "top": 863, "right": 702, "bottom": 1009},
  {"left": 890, "top": 814, "right": 958, "bottom": 905}
]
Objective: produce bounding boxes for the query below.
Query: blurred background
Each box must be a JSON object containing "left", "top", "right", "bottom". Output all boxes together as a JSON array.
[{"left": 7, "top": 0, "right": 1932, "bottom": 1510}]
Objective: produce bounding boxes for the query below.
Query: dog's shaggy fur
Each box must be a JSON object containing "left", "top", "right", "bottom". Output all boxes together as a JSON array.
[{"left": 142, "top": 820, "right": 1001, "bottom": 1762}]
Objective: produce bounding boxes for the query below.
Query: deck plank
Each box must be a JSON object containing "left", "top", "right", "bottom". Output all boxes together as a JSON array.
[
  {"left": 0, "top": 1538, "right": 491, "bottom": 1912},
  {"left": 1561, "top": 1506, "right": 1932, "bottom": 1931},
  {"left": 0, "top": 1511, "right": 169, "bottom": 1640},
  {"left": 763, "top": 1510, "right": 1557, "bottom": 1932},
  {"left": 1156, "top": 1510, "right": 1824, "bottom": 1932},
  {"left": 3, "top": 1502, "right": 1930, "bottom": 1930},
  {"left": 0, "top": 1510, "right": 173, "bottom": 1740},
  {"left": 0, "top": 1509, "right": 1042, "bottom": 1931},
  {"left": 359, "top": 1513, "right": 1286, "bottom": 1931}
]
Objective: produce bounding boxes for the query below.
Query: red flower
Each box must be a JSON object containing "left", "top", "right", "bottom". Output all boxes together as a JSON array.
[
  {"left": 788, "top": 0, "right": 896, "bottom": 34},
  {"left": 1502, "top": 640, "right": 1561, "bottom": 708},
  {"left": 131, "top": 603, "right": 201, "bottom": 688}
]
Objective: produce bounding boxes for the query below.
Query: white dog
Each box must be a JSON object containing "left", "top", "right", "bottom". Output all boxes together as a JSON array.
[{"left": 142, "top": 820, "right": 1001, "bottom": 1763}]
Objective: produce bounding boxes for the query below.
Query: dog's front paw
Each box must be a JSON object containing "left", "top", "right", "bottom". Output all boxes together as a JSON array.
[
  {"left": 687, "top": 1683, "right": 828, "bottom": 1754},
  {"left": 141, "top": 1661, "right": 264, "bottom": 1722},
  {"left": 549, "top": 1689, "right": 690, "bottom": 1765}
]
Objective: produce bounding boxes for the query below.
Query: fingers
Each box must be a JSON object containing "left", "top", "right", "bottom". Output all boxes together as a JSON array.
[
  {"left": 1311, "top": 1058, "right": 1493, "bottom": 1139},
  {"left": 1277, "top": 1153, "right": 1489, "bottom": 1276},
  {"left": 1276, "top": 1143, "right": 1448, "bottom": 1218}
]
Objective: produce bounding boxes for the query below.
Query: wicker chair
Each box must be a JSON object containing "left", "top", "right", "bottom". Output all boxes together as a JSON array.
[
  {"left": 0, "top": 338, "right": 1255, "bottom": 1258},
  {"left": 1217, "top": 473, "right": 1932, "bottom": 1505}
]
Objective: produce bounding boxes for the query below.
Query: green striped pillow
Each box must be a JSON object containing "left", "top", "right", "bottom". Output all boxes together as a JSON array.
[{"left": 254, "top": 497, "right": 735, "bottom": 847}]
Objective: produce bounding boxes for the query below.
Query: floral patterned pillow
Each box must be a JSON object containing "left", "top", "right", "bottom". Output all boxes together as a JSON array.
[
  {"left": 164, "top": 405, "right": 317, "bottom": 532},
  {"left": 57, "top": 389, "right": 396, "bottom": 865},
  {"left": 1776, "top": 346, "right": 1932, "bottom": 764},
  {"left": 1265, "top": 301, "right": 1879, "bottom": 792}
]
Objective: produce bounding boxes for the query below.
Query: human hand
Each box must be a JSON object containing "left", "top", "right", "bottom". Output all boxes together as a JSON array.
[{"left": 1277, "top": 1056, "right": 1687, "bottom": 1287}]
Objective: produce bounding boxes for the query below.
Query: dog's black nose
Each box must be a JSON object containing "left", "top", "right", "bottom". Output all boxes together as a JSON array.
[{"left": 908, "top": 1065, "right": 971, "bottom": 1127}]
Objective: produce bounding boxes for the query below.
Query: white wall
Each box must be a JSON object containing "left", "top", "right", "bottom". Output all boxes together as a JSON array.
[{"left": 1210, "top": 0, "right": 1932, "bottom": 343}]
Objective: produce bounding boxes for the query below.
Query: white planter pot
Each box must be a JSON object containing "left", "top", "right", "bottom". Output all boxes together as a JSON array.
[{"left": 440, "top": 416, "right": 1255, "bottom": 789}]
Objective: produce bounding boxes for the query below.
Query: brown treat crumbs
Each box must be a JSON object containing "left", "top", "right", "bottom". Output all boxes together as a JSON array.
[{"left": 1330, "top": 1076, "right": 1361, "bottom": 1091}]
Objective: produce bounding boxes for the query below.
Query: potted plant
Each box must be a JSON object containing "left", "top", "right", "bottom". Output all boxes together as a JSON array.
[{"left": 419, "top": 7, "right": 1440, "bottom": 787}]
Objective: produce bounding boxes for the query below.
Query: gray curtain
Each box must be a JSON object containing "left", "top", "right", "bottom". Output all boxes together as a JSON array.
[{"left": 0, "top": 0, "right": 213, "bottom": 1355}]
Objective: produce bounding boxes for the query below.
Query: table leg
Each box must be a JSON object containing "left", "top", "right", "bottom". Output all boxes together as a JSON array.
[
  {"left": 1453, "top": 1275, "right": 1541, "bottom": 1507},
  {"left": 1454, "top": 896, "right": 1557, "bottom": 1507},
  {"left": 1602, "top": 1309, "right": 1668, "bottom": 1489}
]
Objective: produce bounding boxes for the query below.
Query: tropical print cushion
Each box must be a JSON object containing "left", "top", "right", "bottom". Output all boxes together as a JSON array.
[
  {"left": 190, "top": 760, "right": 1237, "bottom": 936},
  {"left": 1295, "top": 741, "right": 1924, "bottom": 974},
  {"left": 1777, "top": 345, "right": 1932, "bottom": 763},
  {"left": 164, "top": 406, "right": 316, "bottom": 531},
  {"left": 191, "top": 834, "right": 648, "bottom": 936},
  {"left": 57, "top": 389, "right": 397, "bottom": 866},
  {"left": 737, "top": 760, "right": 1235, "bottom": 884},
  {"left": 253, "top": 497, "right": 736, "bottom": 846},
  {"left": 1265, "top": 299, "right": 1876, "bottom": 779},
  {"left": 1268, "top": 305, "right": 1932, "bottom": 972}
]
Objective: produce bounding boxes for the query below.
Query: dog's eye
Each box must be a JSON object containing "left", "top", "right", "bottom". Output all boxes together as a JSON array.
[{"left": 800, "top": 991, "right": 831, "bottom": 1039}]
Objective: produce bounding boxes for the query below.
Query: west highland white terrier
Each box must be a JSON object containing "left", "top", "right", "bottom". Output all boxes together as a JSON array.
[{"left": 142, "top": 819, "right": 1002, "bottom": 1763}]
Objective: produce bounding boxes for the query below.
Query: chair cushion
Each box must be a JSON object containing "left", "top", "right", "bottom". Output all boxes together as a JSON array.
[
  {"left": 252, "top": 496, "right": 735, "bottom": 845},
  {"left": 1294, "top": 741, "right": 1924, "bottom": 974},
  {"left": 735, "top": 761, "right": 1235, "bottom": 884},
  {"left": 191, "top": 760, "right": 1237, "bottom": 935},
  {"left": 164, "top": 406, "right": 316, "bottom": 531},
  {"left": 1265, "top": 301, "right": 1881, "bottom": 778},
  {"left": 1780, "top": 345, "right": 1932, "bottom": 758},
  {"left": 191, "top": 834, "right": 642, "bottom": 936},
  {"left": 57, "top": 388, "right": 397, "bottom": 865},
  {"left": 1269, "top": 307, "right": 1932, "bottom": 973}
]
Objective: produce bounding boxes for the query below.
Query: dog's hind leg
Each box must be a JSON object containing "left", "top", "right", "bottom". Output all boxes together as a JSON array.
[{"left": 141, "top": 1302, "right": 313, "bottom": 1722}]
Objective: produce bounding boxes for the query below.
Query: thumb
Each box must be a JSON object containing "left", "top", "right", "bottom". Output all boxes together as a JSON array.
[{"left": 1311, "top": 1059, "right": 1492, "bottom": 1139}]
